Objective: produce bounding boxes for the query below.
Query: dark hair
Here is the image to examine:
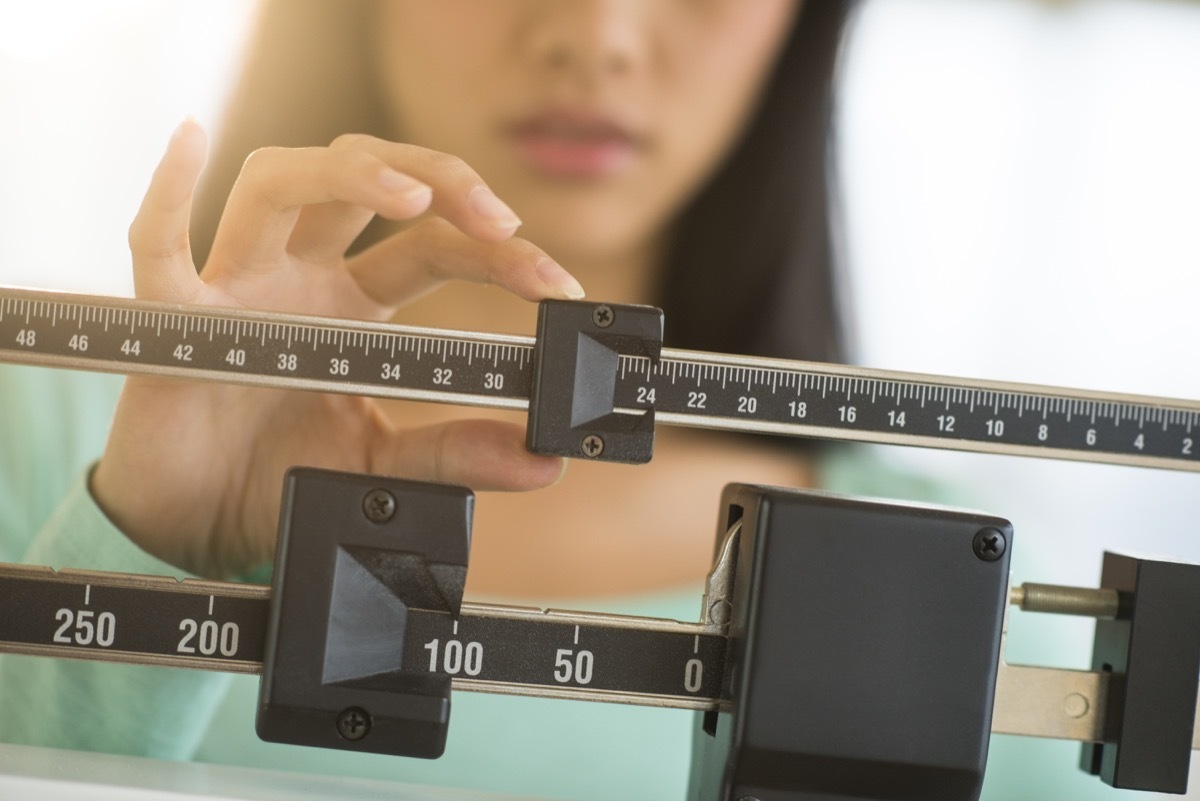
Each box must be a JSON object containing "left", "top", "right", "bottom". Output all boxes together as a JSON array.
[
  {"left": 193, "top": 0, "right": 857, "bottom": 364},
  {"left": 661, "top": 1, "right": 856, "bottom": 364}
]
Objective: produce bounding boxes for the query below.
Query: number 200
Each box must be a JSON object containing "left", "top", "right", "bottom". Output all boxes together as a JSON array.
[{"left": 178, "top": 618, "right": 240, "bottom": 657}]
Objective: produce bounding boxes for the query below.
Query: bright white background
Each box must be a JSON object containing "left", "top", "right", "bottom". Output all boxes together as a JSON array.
[
  {"left": 2, "top": 1, "right": 1200, "bottom": 798},
  {"left": 840, "top": 0, "right": 1200, "bottom": 666},
  {"left": 0, "top": 0, "right": 249, "bottom": 295},
  {"left": 838, "top": 3, "right": 1200, "bottom": 796}
]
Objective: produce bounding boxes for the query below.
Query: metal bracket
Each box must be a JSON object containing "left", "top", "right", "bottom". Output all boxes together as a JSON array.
[
  {"left": 527, "top": 299, "right": 663, "bottom": 464},
  {"left": 256, "top": 467, "right": 473, "bottom": 759}
]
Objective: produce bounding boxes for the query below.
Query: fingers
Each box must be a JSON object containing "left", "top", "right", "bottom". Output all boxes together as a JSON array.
[
  {"left": 349, "top": 217, "right": 585, "bottom": 305},
  {"left": 206, "top": 135, "right": 524, "bottom": 278},
  {"left": 205, "top": 146, "right": 433, "bottom": 278},
  {"left": 381, "top": 419, "right": 566, "bottom": 491},
  {"left": 329, "top": 134, "right": 523, "bottom": 243},
  {"left": 128, "top": 120, "right": 208, "bottom": 302}
]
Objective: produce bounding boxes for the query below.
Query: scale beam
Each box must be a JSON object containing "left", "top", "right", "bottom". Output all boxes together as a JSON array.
[
  {"left": 2, "top": 286, "right": 1199, "bottom": 471},
  {"left": 5, "top": 562, "right": 1197, "bottom": 747}
]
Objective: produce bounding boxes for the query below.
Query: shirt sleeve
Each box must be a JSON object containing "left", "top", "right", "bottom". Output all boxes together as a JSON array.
[
  {"left": 0, "top": 470, "right": 235, "bottom": 758},
  {"left": 0, "top": 364, "right": 232, "bottom": 759}
]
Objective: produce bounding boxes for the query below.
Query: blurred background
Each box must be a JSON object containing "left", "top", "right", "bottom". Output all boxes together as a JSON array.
[
  {"left": 835, "top": 3, "right": 1200, "bottom": 797},
  {"left": 2, "top": 0, "right": 1199, "bottom": 798}
]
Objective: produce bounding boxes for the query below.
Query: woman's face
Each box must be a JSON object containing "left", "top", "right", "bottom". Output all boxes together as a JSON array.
[{"left": 374, "top": 0, "right": 800, "bottom": 269}]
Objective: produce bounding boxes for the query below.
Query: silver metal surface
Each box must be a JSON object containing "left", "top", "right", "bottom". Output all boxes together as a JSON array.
[
  {"left": 460, "top": 600, "right": 712, "bottom": 635},
  {"left": 0, "top": 562, "right": 271, "bottom": 599},
  {"left": 992, "top": 662, "right": 1109, "bottom": 742},
  {"left": 449, "top": 678, "right": 721, "bottom": 711},
  {"left": 701, "top": 521, "right": 740, "bottom": 628},
  {"left": 653, "top": 411, "right": 1200, "bottom": 473},
  {"left": 0, "top": 641, "right": 263, "bottom": 675}
]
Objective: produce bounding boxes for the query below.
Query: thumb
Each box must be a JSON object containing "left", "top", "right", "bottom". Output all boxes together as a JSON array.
[
  {"left": 127, "top": 119, "right": 208, "bottom": 302},
  {"left": 381, "top": 419, "right": 567, "bottom": 491}
]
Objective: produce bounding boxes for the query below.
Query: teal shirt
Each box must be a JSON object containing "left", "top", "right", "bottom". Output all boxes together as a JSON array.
[
  {"left": 0, "top": 363, "right": 698, "bottom": 799},
  {"left": 0, "top": 363, "right": 1171, "bottom": 799}
]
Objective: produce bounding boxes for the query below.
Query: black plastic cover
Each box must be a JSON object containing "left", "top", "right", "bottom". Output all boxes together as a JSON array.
[
  {"left": 689, "top": 485, "right": 1011, "bottom": 801},
  {"left": 527, "top": 299, "right": 663, "bottom": 463},
  {"left": 1081, "top": 552, "right": 1200, "bottom": 793},
  {"left": 256, "top": 467, "right": 473, "bottom": 758}
]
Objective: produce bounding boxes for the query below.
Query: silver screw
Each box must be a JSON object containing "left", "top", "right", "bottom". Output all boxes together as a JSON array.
[
  {"left": 591, "top": 304, "right": 614, "bottom": 328},
  {"left": 336, "top": 707, "right": 371, "bottom": 741},
  {"left": 581, "top": 434, "right": 605, "bottom": 458},
  {"left": 362, "top": 489, "right": 396, "bottom": 524}
]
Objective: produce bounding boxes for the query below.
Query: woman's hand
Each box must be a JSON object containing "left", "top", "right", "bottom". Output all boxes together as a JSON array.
[{"left": 91, "top": 121, "right": 582, "bottom": 578}]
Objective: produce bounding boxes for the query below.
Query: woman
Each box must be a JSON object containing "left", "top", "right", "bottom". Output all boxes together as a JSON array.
[{"left": 1, "top": 2, "right": 858, "bottom": 798}]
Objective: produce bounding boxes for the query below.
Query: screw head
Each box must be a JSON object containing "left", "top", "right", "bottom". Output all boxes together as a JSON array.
[
  {"left": 708, "top": 600, "right": 732, "bottom": 626},
  {"left": 591, "top": 304, "right": 614, "bottom": 328},
  {"left": 581, "top": 434, "right": 605, "bottom": 458},
  {"left": 1064, "top": 692, "right": 1090, "bottom": 719},
  {"left": 336, "top": 707, "right": 371, "bottom": 741},
  {"left": 972, "top": 528, "right": 1007, "bottom": 562},
  {"left": 362, "top": 489, "right": 396, "bottom": 524}
]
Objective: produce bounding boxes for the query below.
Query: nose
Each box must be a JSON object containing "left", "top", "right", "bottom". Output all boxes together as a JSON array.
[{"left": 523, "top": 0, "right": 648, "bottom": 78}]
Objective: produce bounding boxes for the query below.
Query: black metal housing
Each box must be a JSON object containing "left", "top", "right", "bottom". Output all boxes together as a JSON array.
[
  {"left": 1081, "top": 552, "right": 1200, "bottom": 793},
  {"left": 689, "top": 485, "right": 1012, "bottom": 801},
  {"left": 256, "top": 468, "right": 473, "bottom": 759},
  {"left": 527, "top": 299, "right": 663, "bottom": 463}
]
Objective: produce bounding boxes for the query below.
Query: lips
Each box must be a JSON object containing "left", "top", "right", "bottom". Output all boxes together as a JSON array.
[{"left": 508, "top": 109, "right": 643, "bottom": 179}]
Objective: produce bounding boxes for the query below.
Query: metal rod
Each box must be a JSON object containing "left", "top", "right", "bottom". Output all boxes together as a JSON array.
[{"left": 1010, "top": 583, "right": 1121, "bottom": 618}]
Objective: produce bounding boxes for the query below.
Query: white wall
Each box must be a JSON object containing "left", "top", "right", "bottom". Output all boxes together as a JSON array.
[
  {"left": 0, "top": 0, "right": 251, "bottom": 295},
  {"left": 841, "top": 0, "right": 1200, "bottom": 652}
]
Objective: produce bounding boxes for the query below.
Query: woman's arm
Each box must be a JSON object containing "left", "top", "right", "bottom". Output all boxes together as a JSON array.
[
  {"left": 0, "top": 122, "right": 585, "bottom": 756},
  {"left": 0, "top": 463, "right": 234, "bottom": 757},
  {"left": 0, "top": 364, "right": 229, "bottom": 756}
]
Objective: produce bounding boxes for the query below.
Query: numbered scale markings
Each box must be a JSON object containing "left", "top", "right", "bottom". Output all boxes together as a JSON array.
[
  {"left": 0, "top": 565, "right": 726, "bottom": 709},
  {"left": 2, "top": 286, "right": 1199, "bottom": 471}
]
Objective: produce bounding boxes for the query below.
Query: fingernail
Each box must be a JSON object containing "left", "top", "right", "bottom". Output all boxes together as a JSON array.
[
  {"left": 552, "top": 457, "right": 570, "bottom": 486},
  {"left": 379, "top": 169, "right": 432, "bottom": 203},
  {"left": 536, "top": 257, "right": 585, "bottom": 300},
  {"left": 470, "top": 186, "right": 522, "bottom": 231},
  {"left": 169, "top": 117, "right": 201, "bottom": 148}
]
